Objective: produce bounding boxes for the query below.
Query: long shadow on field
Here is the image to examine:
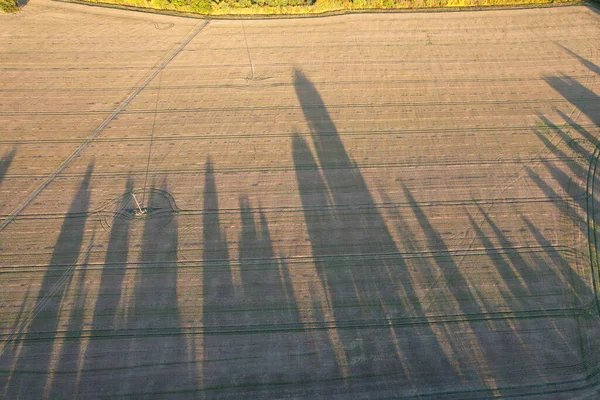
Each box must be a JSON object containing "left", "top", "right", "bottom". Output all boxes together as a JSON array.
[
  {"left": 555, "top": 108, "right": 599, "bottom": 146},
  {"left": 239, "top": 196, "right": 300, "bottom": 329},
  {"left": 522, "top": 214, "right": 600, "bottom": 375},
  {"left": 468, "top": 209, "right": 535, "bottom": 311},
  {"left": 47, "top": 237, "right": 94, "bottom": 399},
  {"left": 2, "top": 163, "right": 93, "bottom": 400},
  {"left": 71, "top": 178, "right": 134, "bottom": 396},
  {"left": 122, "top": 179, "right": 197, "bottom": 395},
  {"left": 237, "top": 197, "right": 302, "bottom": 389},
  {"left": 474, "top": 204, "right": 585, "bottom": 312},
  {"left": 293, "top": 69, "right": 460, "bottom": 391},
  {"left": 202, "top": 159, "right": 308, "bottom": 395},
  {"left": 545, "top": 76, "right": 600, "bottom": 127},
  {"left": 555, "top": 43, "right": 600, "bottom": 78},
  {"left": 541, "top": 55, "right": 600, "bottom": 215},
  {"left": 529, "top": 67, "right": 600, "bottom": 240},
  {"left": 466, "top": 202, "right": 590, "bottom": 389},
  {"left": 201, "top": 158, "right": 236, "bottom": 388},
  {"left": 0, "top": 148, "right": 16, "bottom": 186},
  {"left": 544, "top": 55, "right": 600, "bottom": 385},
  {"left": 521, "top": 215, "right": 592, "bottom": 308},
  {"left": 401, "top": 184, "right": 552, "bottom": 391},
  {"left": 528, "top": 124, "right": 588, "bottom": 230},
  {"left": 536, "top": 113, "right": 592, "bottom": 161}
]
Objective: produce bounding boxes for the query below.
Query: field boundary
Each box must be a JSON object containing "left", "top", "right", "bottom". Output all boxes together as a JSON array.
[{"left": 52, "top": 0, "right": 584, "bottom": 19}]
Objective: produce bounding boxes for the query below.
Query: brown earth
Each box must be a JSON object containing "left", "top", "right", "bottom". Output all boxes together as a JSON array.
[{"left": 1, "top": 2, "right": 600, "bottom": 398}]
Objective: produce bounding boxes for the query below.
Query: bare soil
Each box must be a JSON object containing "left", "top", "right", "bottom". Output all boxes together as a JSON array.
[{"left": 1, "top": 2, "right": 600, "bottom": 398}]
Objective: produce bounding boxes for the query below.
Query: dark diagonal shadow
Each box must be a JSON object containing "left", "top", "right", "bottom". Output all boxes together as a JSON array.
[
  {"left": 291, "top": 133, "right": 335, "bottom": 294},
  {"left": 202, "top": 158, "right": 233, "bottom": 301},
  {"left": 239, "top": 200, "right": 301, "bottom": 326},
  {"left": 473, "top": 204, "right": 574, "bottom": 312},
  {"left": 236, "top": 197, "right": 302, "bottom": 389},
  {"left": 76, "top": 178, "right": 134, "bottom": 396},
  {"left": 545, "top": 76, "right": 600, "bottom": 127},
  {"left": 48, "top": 235, "right": 94, "bottom": 399},
  {"left": 136, "top": 180, "right": 179, "bottom": 324},
  {"left": 202, "top": 158, "right": 236, "bottom": 387},
  {"left": 521, "top": 215, "right": 592, "bottom": 306},
  {"left": 293, "top": 69, "right": 460, "bottom": 389},
  {"left": 4, "top": 163, "right": 93, "bottom": 399},
  {"left": 524, "top": 164, "right": 587, "bottom": 237},
  {"left": 532, "top": 126, "right": 586, "bottom": 178},
  {"left": 257, "top": 208, "right": 300, "bottom": 326},
  {"left": 537, "top": 113, "right": 592, "bottom": 160},
  {"left": 525, "top": 165, "right": 563, "bottom": 201},
  {"left": 554, "top": 43, "right": 600, "bottom": 76},
  {"left": 400, "top": 182, "right": 549, "bottom": 388},
  {"left": 401, "top": 182, "right": 483, "bottom": 315},
  {"left": 467, "top": 212, "right": 530, "bottom": 309},
  {"left": 540, "top": 158, "right": 586, "bottom": 208},
  {"left": 123, "top": 178, "right": 196, "bottom": 394},
  {"left": 555, "top": 108, "right": 598, "bottom": 145}
]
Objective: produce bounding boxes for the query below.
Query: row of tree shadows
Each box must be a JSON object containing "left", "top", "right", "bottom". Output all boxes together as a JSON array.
[{"left": 1, "top": 54, "right": 600, "bottom": 398}]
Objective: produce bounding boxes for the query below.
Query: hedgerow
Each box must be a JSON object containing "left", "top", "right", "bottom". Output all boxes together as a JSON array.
[
  {"left": 75, "top": 0, "right": 578, "bottom": 16},
  {"left": 0, "top": 0, "right": 18, "bottom": 13}
]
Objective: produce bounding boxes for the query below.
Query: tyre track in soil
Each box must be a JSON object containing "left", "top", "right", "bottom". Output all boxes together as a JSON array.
[
  {"left": 0, "top": 20, "right": 210, "bottom": 235},
  {"left": 403, "top": 40, "right": 599, "bottom": 316},
  {"left": 0, "top": 95, "right": 596, "bottom": 117},
  {"left": 0, "top": 19, "right": 210, "bottom": 358}
]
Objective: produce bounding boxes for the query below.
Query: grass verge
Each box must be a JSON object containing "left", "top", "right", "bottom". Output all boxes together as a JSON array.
[{"left": 67, "top": 0, "right": 581, "bottom": 16}]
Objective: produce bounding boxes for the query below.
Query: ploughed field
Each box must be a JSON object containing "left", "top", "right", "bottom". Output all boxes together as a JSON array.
[{"left": 1, "top": 2, "right": 600, "bottom": 398}]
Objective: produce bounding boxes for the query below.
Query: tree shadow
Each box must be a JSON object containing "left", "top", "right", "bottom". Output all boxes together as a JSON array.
[
  {"left": 521, "top": 215, "right": 592, "bottom": 307},
  {"left": 400, "top": 183, "right": 483, "bottom": 315},
  {"left": 554, "top": 42, "right": 600, "bottom": 77},
  {"left": 202, "top": 157, "right": 236, "bottom": 387},
  {"left": 47, "top": 233, "right": 94, "bottom": 399},
  {"left": 555, "top": 108, "right": 598, "bottom": 146},
  {"left": 238, "top": 196, "right": 297, "bottom": 326},
  {"left": 586, "top": 2, "right": 600, "bottom": 17},
  {"left": 536, "top": 113, "right": 592, "bottom": 161},
  {"left": 72, "top": 178, "right": 134, "bottom": 397},
  {"left": 3, "top": 163, "right": 93, "bottom": 399},
  {"left": 542, "top": 50, "right": 600, "bottom": 390},
  {"left": 474, "top": 203, "right": 583, "bottom": 312},
  {"left": 467, "top": 210, "right": 532, "bottom": 311},
  {"left": 0, "top": 148, "right": 16, "bottom": 186},
  {"left": 122, "top": 178, "right": 197, "bottom": 395},
  {"left": 293, "top": 69, "right": 460, "bottom": 392},
  {"left": 527, "top": 126, "right": 588, "bottom": 233},
  {"left": 202, "top": 157, "right": 307, "bottom": 393},
  {"left": 401, "top": 183, "right": 555, "bottom": 391},
  {"left": 544, "top": 76, "right": 600, "bottom": 127},
  {"left": 237, "top": 197, "right": 302, "bottom": 388}
]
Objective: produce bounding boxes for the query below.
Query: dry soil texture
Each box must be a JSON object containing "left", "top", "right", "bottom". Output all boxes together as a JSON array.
[{"left": 1, "top": 2, "right": 600, "bottom": 399}]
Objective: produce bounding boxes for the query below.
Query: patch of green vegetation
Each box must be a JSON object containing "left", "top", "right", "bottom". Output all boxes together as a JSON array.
[
  {"left": 82, "top": 0, "right": 212, "bottom": 13},
  {"left": 76, "top": 0, "right": 579, "bottom": 16},
  {"left": 0, "top": 0, "right": 18, "bottom": 13}
]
